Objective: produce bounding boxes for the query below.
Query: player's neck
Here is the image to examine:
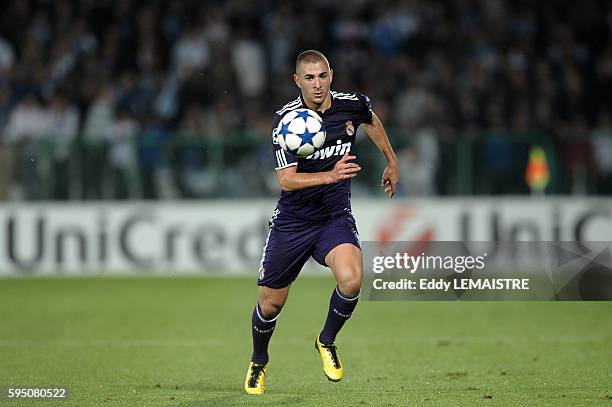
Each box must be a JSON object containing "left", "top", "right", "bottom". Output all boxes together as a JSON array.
[{"left": 303, "top": 93, "right": 332, "bottom": 113}]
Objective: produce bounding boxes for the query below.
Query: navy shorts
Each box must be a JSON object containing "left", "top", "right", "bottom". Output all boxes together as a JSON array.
[{"left": 258, "top": 215, "right": 360, "bottom": 289}]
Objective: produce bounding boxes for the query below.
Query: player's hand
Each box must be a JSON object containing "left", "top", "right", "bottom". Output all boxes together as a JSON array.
[
  {"left": 327, "top": 154, "right": 361, "bottom": 184},
  {"left": 381, "top": 163, "right": 399, "bottom": 198}
]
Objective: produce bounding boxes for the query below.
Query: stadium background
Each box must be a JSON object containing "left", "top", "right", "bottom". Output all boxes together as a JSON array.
[{"left": 1, "top": 1, "right": 611, "bottom": 405}]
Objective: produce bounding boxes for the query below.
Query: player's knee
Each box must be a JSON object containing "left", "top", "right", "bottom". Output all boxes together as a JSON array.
[
  {"left": 259, "top": 301, "right": 284, "bottom": 319},
  {"left": 338, "top": 272, "right": 362, "bottom": 297}
]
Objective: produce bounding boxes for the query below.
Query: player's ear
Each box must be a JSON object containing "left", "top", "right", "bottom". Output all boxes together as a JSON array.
[
  {"left": 329, "top": 68, "right": 333, "bottom": 84},
  {"left": 293, "top": 73, "right": 301, "bottom": 89}
]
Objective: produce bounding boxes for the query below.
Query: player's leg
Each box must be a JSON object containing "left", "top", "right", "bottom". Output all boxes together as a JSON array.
[
  {"left": 251, "top": 285, "right": 290, "bottom": 365},
  {"left": 322, "top": 243, "right": 362, "bottom": 342},
  {"left": 245, "top": 285, "right": 289, "bottom": 395},
  {"left": 245, "top": 224, "right": 315, "bottom": 394},
  {"left": 312, "top": 216, "right": 362, "bottom": 381}
]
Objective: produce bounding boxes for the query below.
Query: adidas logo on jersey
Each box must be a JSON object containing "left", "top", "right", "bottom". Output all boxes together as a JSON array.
[{"left": 305, "top": 140, "right": 352, "bottom": 160}]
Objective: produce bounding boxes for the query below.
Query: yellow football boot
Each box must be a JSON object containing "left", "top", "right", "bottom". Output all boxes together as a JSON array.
[
  {"left": 244, "top": 361, "right": 267, "bottom": 395},
  {"left": 315, "top": 336, "right": 343, "bottom": 382}
]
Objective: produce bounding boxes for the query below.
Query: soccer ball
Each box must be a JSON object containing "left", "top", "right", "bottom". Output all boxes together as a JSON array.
[{"left": 276, "top": 109, "right": 326, "bottom": 157}]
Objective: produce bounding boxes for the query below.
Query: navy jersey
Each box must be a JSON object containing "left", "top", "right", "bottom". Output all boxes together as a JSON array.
[{"left": 271, "top": 91, "right": 373, "bottom": 226}]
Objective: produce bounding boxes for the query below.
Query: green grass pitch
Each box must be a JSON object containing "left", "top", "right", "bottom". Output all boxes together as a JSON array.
[{"left": 1, "top": 276, "right": 611, "bottom": 406}]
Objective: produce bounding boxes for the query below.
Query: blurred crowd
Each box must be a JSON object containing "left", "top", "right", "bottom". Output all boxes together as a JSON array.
[{"left": 0, "top": 0, "right": 611, "bottom": 200}]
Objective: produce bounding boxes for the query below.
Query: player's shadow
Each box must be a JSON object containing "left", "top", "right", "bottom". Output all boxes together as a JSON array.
[
  {"left": 158, "top": 382, "right": 307, "bottom": 406},
  {"left": 175, "top": 394, "right": 306, "bottom": 406}
]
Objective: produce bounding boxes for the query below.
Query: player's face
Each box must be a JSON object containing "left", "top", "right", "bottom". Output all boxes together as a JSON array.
[{"left": 294, "top": 61, "right": 333, "bottom": 109}]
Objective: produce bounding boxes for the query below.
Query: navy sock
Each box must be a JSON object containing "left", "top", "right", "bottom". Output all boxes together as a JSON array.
[
  {"left": 319, "top": 286, "right": 359, "bottom": 344},
  {"left": 251, "top": 303, "right": 278, "bottom": 365}
]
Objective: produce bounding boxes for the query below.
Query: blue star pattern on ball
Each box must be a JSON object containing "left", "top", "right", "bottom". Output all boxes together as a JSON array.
[
  {"left": 299, "top": 128, "right": 315, "bottom": 146},
  {"left": 296, "top": 110, "right": 311, "bottom": 121},
  {"left": 275, "top": 108, "right": 326, "bottom": 157},
  {"left": 278, "top": 122, "right": 291, "bottom": 138}
]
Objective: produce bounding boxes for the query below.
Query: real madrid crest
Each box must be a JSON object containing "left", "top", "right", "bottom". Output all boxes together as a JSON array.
[{"left": 346, "top": 121, "right": 355, "bottom": 136}]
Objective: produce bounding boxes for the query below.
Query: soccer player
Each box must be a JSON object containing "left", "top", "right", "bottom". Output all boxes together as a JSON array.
[{"left": 245, "top": 50, "right": 399, "bottom": 394}]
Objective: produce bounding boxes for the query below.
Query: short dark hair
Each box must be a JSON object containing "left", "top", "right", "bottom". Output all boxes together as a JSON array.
[{"left": 295, "top": 50, "right": 330, "bottom": 73}]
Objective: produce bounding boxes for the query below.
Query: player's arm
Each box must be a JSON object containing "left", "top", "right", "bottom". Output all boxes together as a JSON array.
[
  {"left": 362, "top": 112, "right": 399, "bottom": 198},
  {"left": 276, "top": 154, "right": 361, "bottom": 192}
]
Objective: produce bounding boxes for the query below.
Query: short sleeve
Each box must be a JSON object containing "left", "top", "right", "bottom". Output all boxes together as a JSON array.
[
  {"left": 356, "top": 93, "right": 373, "bottom": 124},
  {"left": 271, "top": 114, "right": 298, "bottom": 170}
]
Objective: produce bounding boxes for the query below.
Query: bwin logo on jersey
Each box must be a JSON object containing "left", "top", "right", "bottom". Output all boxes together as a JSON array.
[{"left": 306, "top": 140, "right": 352, "bottom": 160}]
